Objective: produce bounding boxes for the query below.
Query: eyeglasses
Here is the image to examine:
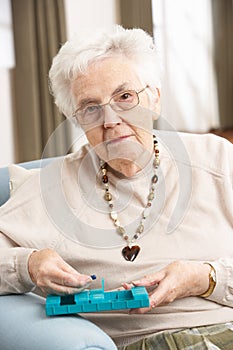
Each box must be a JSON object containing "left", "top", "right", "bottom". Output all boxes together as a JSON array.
[{"left": 72, "top": 85, "right": 149, "bottom": 125}]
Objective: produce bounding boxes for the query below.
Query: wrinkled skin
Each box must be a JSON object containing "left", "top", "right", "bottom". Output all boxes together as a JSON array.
[
  {"left": 28, "top": 249, "right": 93, "bottom": 295},
  {"left": 122, "top": 260, "right": 211, "bottom": 313}
]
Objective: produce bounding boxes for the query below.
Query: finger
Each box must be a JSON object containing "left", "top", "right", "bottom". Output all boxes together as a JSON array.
[
  {"left": 129, "top": 293, "right": 159, "bottom": 314},
  {"left": 132, "top": 271, "right": 165, "bottom": 287},
  {"left": 59, "top": 261, "right": 82, "bottom": 275},
  {"left": 150, "top": 294, "right": 157, "bottom": 309},
  {"left": 129, "top": 305, "right": 152, "bottom": 314},
  {"left": 57, "top": 260, "right": 94, "bottom": 287},
  {"left": 130, "top": 281, "right": 172, "bottom": 314},
  {"left": 148, "top": 279, "right": 175, "bottom": 307},
  {"left": 121, "top": 282, "right": 134, "bottom": 290},
  {"left": 42, "top": 282, "right": 85, "bottom": 296},
  {"left": 43, "top": 275, "right": 94, "bottom": 295},
  {"left": 52, "top": 271, "right": 93, "bottom": 288}
]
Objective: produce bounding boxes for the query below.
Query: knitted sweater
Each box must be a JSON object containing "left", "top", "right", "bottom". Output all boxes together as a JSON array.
[{"left": 0, "top": 131, "right": 233, "bottom": 347}]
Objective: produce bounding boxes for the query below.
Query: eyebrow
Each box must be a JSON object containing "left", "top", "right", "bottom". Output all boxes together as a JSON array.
[
  {"left": 112, "top": 83, "right": 130, "bottom": 95},
  {"left": 77, "top": 83, "right": 131, "bottom": 108}
]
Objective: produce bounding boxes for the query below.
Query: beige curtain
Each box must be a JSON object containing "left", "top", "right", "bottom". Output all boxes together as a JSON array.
[
  {"left": 212, "top": 0, "right": 233, "bottom": 129},
  {"left": 152, "top": 0, "right": 220, "bottom": 132},
  {"left": 120, "top": 0, "right": 153, "bottom": 34},
  {"left": 11, "top": 0, "right": 70, "bottom": 163}
]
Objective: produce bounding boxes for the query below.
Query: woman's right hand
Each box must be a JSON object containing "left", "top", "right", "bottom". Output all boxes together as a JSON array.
[{"left": 28, "top": 248, "right": 93, "bottom": 295}]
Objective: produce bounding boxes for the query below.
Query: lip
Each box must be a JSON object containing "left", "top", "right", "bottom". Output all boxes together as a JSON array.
[{"left": 106, "top": 134, "right": 134, "bottom": 145}]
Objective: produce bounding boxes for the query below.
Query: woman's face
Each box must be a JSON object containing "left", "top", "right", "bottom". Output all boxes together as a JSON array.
[{"left": 72, "top": 56, "right": 159, "bottom": 177}]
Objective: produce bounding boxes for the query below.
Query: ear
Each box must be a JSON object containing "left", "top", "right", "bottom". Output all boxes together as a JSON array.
[
  {"left": 149, "top": 87, "right": 161, "bottom": 120},
  {"left": 71, "top": 116, "right": 79, "bottom": 127}
]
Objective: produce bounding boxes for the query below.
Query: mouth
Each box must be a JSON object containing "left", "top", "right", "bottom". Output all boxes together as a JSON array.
[{"left": 106, "top": 134, "right": 134, "bottom": 145}]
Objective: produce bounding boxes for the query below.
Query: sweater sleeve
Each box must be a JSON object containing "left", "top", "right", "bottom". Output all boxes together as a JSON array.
[
  {"left": 207, "top": 259, "right": 233, "bottom": 307},
  {"left": 0, "top": 233, "right": 36, "bottom": 295},
  {"left": 207, "top": 137, "right": 233, "bottom": 306}
]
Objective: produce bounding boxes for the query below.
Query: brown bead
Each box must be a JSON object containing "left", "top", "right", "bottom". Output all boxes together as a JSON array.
[
  {"left": 102, "top": 175, "right": 108, "bottom": 183},
  {"left": 152, "top": 174, "right": 158, "bottom": 183}
]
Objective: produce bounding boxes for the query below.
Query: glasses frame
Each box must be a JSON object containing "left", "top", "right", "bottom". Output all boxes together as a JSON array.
[{"left": 72, "top": 85, "right": 149, "bottom": 125}]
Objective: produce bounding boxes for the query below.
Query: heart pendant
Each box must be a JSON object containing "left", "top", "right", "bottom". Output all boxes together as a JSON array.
[{"left": 122, "top": 245, "right": 140, "bottom": 262}]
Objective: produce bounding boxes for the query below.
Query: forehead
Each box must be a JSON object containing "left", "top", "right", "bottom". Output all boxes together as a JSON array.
[{"left": 72, "top": 56, "right": 141, "bottom": 103}]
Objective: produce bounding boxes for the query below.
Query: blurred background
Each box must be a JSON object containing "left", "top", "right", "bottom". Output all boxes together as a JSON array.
[{"left": 0, "top": 0, "right": 232, "bottom": 167}]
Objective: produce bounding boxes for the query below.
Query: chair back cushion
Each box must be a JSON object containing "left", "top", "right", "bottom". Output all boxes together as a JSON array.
[{"left": 0, "top": 158, "right": 58, "bottom": 206}]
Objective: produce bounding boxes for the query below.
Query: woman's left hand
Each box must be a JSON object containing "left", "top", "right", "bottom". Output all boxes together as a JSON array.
[{"left": 122, "top": 260, "right": 211, "bottom": 314}]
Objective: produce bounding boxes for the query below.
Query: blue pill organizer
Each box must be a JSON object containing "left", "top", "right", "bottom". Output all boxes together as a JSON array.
[{"left": 46, "top": 279, "right": 149, "bottom": 316}]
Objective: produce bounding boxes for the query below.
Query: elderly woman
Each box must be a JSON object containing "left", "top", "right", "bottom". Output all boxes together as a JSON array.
[{"left": 0, "top": 26, "right": 233, "bottom": 349}]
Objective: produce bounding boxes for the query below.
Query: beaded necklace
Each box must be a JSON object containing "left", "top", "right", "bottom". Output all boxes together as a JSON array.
[{"left": 100, "top": 135, "right": 160, "bottom": 262}]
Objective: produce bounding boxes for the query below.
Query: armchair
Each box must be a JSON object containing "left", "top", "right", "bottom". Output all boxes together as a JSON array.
[{"left": 0, "top": 158, "right": 117, "bottom": 350}]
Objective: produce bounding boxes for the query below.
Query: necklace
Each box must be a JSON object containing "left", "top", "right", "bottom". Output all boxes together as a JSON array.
[{"left": 100, "top": 135, "right": 160, "bottom": 262}]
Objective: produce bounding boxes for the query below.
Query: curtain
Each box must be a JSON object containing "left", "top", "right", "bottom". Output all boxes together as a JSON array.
[
  {"left": 212, "top": 0, "right": 233, "bottom": 129},
  {"left": 152, "top": 0, "right": 219, "bottom": 132},
  {"left": 120, "top": 0, "right": 153, "bottom": 34},
  {"left": 11, "top": 0, "right": 70, "bottom": 163}
]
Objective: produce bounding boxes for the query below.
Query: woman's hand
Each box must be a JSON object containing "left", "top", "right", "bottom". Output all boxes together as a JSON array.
[
  {"left": 28, "top": 248, "right": 93, "bottom": 295},
  {"left": 122, "top": 260, "right": 211, "bottom": 314}
]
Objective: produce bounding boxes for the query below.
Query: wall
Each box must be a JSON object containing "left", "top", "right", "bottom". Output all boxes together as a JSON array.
[
  {"left": 64, "top": 0, "right": 120, "bottom": 150},
  {"left": 65, "top": 0, "right": 120, "bottom": 38},
  {"left": 0, "top": 0, "right": 120, "bottom": 167}
]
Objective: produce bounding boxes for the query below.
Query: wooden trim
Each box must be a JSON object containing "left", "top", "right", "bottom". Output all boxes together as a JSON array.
[{"left": 119, "top": 0, "right": 153, "bottom": 35}]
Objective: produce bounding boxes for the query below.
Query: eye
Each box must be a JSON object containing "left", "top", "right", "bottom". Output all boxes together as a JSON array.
[
  {"left": 84, "top": 105, "right": 100, "bottom": 114},
  {"left": 119, "top": 91, "right": 134, "bottom": 101}
]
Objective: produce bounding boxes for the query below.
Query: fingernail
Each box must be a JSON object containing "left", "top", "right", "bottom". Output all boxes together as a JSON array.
[{"left": 90, "top": 274, "right": 97, "bottom": 280}]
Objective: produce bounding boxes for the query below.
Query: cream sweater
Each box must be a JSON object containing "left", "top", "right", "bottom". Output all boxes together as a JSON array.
[{"left": 0, "top": 131, "right": 233, "bottom": 347}]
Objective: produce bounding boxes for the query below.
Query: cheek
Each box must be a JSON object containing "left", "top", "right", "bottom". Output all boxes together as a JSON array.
[
  {"left": 85, "top": 128, "right": 103, "bottom": 147},
  {"left": 85, "top": 128, "right": 108, "bottom": 161},
  {"left": 132, "top": 126, "right": 153, "bottom": 149},
  {"left": 130, "top": 122, "right": 152, "bottom": 139}
]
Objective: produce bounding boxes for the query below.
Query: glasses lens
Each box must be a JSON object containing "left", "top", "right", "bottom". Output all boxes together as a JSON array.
[
  {"left": 110, "top": 90, "right": 138, "bottom": 111},
  {"left": 76, "top": 89, "right": 141, "bottom": 124},
  {"left": 77, "top": 105, "right": 102, "bottom": 124}
]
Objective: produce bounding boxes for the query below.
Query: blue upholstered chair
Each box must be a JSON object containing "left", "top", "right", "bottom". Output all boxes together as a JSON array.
[{"left": 0, "top": 158, "right": 117, "bottom": 350}]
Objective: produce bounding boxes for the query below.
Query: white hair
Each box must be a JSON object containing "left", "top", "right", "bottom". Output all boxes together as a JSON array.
[{"left": 49, "top": 25, "right": 161, "bottom": 119}]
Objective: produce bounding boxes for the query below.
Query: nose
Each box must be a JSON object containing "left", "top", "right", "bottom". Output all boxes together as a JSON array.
[{"left": 103, "top": 105, "right": 122, "bottom": 128}]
